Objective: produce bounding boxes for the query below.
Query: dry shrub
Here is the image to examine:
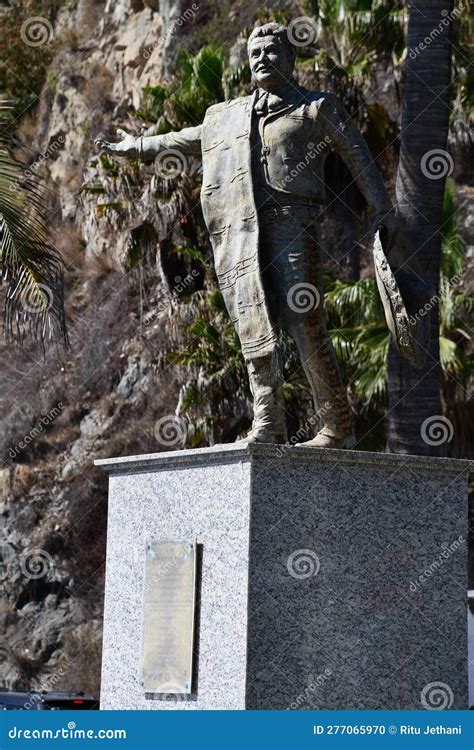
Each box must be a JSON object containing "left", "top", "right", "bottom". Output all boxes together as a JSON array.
[
  {"left": 54, "top": 621, "right": 103, "bottom": 698},
  {"left": 82, "top": 63, "right": 114, "bottom": 110},
  {"left": 63, "top": 468, "right": 108, "bottom": 608},
  {"left": 52, "top": 221, "right": 86, "bottom": 274}
]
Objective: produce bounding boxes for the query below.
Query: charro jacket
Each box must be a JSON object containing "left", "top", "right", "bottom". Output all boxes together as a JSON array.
[{"left": 141, "top": 86, "right": 392, "bottom": 359}]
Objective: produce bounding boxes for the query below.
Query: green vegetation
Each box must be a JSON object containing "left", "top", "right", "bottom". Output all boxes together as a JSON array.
[
  {"left": 325, "top": 179, "right": 472, "bottom": 444},
  {"left": 0, "top": 103, "right": 67, "bottom": 347},
  {"left": 0, "top": 3, "right": 56, "bottom": 128},
  {"left": 137, "top": 46, "right": 224, "bottom": 129}
]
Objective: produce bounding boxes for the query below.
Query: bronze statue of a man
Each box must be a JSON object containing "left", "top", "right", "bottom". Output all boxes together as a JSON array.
[{"left": 96, "top": 22, "right": 399, "bottom": 449}]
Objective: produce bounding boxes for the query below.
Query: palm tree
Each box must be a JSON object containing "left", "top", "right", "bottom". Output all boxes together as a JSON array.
[
  {"left": 387, "top": 0, "right": 454, "bottom": 454},
  {"left": 325, "top": 179, "right": 472, "bottom": 454},
  {"left": 137, "top": 46, "right": 224, "bottom": 131},
  {"left": 0, "top": 103, "right": 67, "bottom": 347},
  {"left": 309, "top": 0, "right": 406, "bottom": 78}
]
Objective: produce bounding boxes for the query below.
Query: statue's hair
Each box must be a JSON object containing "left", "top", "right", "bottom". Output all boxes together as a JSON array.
[{"left": 247, "top": 23, "right": 296, "bottom": 59}]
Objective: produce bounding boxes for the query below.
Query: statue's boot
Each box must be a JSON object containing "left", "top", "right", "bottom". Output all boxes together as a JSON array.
[
  {"left": 296, "top": 396, "right": 355, "bottom": 449},
  {"left": 291, "top": 331, "right": 355, "bottom": 449},
  {"left": 239, "top": 355, "right": 287, "bottom": 444},
  {"left": 297, "top": 425, "right": 356, "bottom": 449}
]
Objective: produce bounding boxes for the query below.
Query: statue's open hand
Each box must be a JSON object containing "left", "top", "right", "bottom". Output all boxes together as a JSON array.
[{"left": 95, "top": 128, "right": 137, "bottom": 157}]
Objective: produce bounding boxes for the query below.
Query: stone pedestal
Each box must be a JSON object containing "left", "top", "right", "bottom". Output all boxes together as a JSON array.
[{"left": 96, "top": 444, "right": 469, "bottom": 710}]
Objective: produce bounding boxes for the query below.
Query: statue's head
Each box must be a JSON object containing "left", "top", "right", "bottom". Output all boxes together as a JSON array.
[{"left": 247, "top": 23, "right": 296, "bottom": 91}]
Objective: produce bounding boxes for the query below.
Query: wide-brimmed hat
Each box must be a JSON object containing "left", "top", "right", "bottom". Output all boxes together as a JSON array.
[{"left": 373, "top": 229, "right": 433, "bottom": 370}]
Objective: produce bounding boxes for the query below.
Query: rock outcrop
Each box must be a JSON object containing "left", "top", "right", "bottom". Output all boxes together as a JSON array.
[{"left": 0, "top": 0, "right": 213, "bottom": 696}]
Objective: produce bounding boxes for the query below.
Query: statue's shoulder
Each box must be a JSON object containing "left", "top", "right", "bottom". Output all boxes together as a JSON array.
[
  {"left": 205, "top": 95, "right": 252, "bottom": 118},
  {"left": 300, "top": 89, "right": 339, "bottom": 114}
]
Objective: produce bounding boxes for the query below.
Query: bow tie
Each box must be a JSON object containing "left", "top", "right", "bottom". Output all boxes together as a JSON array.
[{"left": 254, "top": 90, "right": 287, "bottom": 116}]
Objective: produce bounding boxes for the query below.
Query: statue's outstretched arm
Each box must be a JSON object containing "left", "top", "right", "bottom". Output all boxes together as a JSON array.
[{"left": 95, "top": 125, "right": 202, "bottom": 161}]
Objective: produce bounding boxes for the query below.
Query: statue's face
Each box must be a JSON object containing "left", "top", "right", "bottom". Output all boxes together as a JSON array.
[{"left": 248, "top": 36, "right": 294, "bottom": 90}]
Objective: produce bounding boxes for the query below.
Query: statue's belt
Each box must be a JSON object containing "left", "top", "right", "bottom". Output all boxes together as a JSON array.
[{"left": 258, "top": 203, "right": 324, "bottom": 224}]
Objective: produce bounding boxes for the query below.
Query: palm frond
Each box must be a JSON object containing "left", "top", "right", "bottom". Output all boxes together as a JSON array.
[
  {"left": 441, "top": 179, "right": 466, "bottom": 280},
  {"left": 326, "top": 277, "right": 383, "bottom": 328},
  {"left": 171, "top": 47, "right": 224, "bottom": 127},
  {"left": 439, "top": 336, "right": 464, "bottom": 373},
  {"left": 0, "top": 105, "right": 67, "bottom": 348}
]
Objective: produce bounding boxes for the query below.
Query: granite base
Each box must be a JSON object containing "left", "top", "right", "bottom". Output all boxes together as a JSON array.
[{"left": 96, "top": 444, "right": 469, "bottom": 710}]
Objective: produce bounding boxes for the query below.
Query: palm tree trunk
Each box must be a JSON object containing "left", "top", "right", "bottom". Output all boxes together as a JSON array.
[{"left": 387, "top": 0, "right": 453, "bottom": 455}]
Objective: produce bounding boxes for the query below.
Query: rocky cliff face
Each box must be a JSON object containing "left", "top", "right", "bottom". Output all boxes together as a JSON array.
[
  {"left": 1, "top": 0, "right": 471, "bottom": 699},
  {"left": 0, "top": 0, "right": 234, "bottom": 696}
]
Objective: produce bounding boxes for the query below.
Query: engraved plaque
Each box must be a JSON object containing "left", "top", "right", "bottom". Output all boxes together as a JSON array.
[{"left": 140, "top": 540, "right": 196, "bottom": 694}]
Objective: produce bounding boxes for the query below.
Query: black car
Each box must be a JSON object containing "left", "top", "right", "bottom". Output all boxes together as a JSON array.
[{"left": 0, "top": 690, "right": 98, "bottom": 710}]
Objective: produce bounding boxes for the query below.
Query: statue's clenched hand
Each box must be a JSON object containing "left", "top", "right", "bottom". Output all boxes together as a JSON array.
[
  {"left": 372, "top": 209, "right": 400, "bottom": 252},
  {"left": 95, "top": 128, "right": 138, "bottom": 157}
]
